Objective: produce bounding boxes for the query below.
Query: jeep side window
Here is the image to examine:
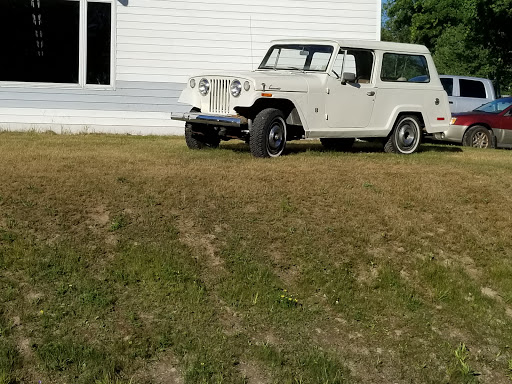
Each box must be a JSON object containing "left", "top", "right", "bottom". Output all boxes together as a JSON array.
[
  {"left": 459, "top": 79, "right": 486, "bottom": 98},
  {"left": 381, "top": 53, "right": 430, "bottom": 82},
  {"left": 333, "top": 49, "right": 374, "bottom": 83}
]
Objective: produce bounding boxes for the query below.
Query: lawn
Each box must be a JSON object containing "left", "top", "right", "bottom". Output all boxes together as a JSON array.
[{"left": 1, "top": 132, "right": 512, "bottom": 383}]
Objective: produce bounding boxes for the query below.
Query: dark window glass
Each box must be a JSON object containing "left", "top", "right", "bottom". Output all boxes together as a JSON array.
[
  {"left": 459, "top": 79, "right": 486, "bottom": 98},
  {"left": 0, "top": 0, "right": 79, "bottom": 83},
  {"left": 87, "top": 2, "right": 111, "bottom": 85},
  {"left": 380, "top": 53, "right": 430, "bottom": 83},
  {"left": 346, "top": 49, "right": 373, "bottom": 83},
  {"left": 440, "top": 78, "right": 453, "bottom": 96}
]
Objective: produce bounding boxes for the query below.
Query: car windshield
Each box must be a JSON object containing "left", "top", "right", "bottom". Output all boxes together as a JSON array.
[
  {"left": 259, "top": 44, "right": 334, "bottom": 72},
  {"left": 474, "top": 98, "right": 512, "bottom": 114}
]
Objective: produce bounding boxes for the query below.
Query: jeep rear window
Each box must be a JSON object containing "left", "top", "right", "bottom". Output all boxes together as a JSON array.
[
  {"left": 380, "top": 53, "right": 430, "bottom": 83},
  {"left": 259, "top": 45, "right": 334, "bottom": 72}
]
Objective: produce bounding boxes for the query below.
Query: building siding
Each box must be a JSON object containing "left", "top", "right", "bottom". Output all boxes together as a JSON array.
[{"left": 0, "top": 0, "right": 380, "bottom": 135}]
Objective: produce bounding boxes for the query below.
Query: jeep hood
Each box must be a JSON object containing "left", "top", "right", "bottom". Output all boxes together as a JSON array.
[{"left": 191, "top": 70, "right": 310, "bottom": 93}]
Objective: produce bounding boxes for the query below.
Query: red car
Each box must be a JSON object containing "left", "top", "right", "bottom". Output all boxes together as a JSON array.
[{"left": 433, "top": 97, "right": 512, "bottom": 148}]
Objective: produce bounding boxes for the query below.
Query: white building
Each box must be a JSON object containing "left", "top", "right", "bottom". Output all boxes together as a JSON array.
[{"left": 0, "top": 0, "right": 381, "bottom": 135}]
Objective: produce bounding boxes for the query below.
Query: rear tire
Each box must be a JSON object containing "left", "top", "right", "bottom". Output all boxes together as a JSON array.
[
  {"left": 250, "top": 108, "right": 287, "bottom": 158},
  {"left": 384, "top": 115, "right": 422, "bottom": 154},
  {"left": 185, "top": 123, "right": 220, "bottom": 150},
  {"left": 462, "top": 125, "right": 495, "bottom": 148},
  {"left": 320, "top": 138, "right": 355, "bottom": 151}
]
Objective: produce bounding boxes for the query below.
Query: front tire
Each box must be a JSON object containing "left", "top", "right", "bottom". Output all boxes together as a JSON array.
[
  {"left": 384, "top": 115, "right": 422, "bottom": 154},
  {"left": 462, "top": 125, "right": 495, "bottom": 148},
  {"left": 185, "top": 123, "right": 220, "bottom": 150},
  {"left": 250, "top": 108, "right": 287, "bottom": 158}
]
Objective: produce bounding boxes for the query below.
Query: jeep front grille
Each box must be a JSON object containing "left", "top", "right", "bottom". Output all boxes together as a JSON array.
[{"left": 209, "top": 79, "right": 231, "bottom": 114}]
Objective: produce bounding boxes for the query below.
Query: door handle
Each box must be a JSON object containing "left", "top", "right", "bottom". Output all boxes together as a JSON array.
[
  {"left": 449, "top": 101, "right": 454, "bottom": 104},
  {"left": 367, "top": 91, "right": 375, "bottom": 96}
]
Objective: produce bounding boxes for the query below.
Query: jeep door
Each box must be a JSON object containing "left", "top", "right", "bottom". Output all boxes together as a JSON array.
[{"left": 325, "top": 49, "right": 376, "bottom": 128}]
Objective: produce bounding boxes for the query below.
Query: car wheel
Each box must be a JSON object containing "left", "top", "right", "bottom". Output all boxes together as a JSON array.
[
  {"left": 462, "top": 125, "right": 495, "bottom": 148},
  {"left": 320, "top": 138, "right": 355, "bottom": 151},
  {"left": 384, "top": 115, "right": 422, "bottom": 154},
  {"left": 250, "top": 108, "right": 287, "bottom": 158},
  {"left": 185, "top": 123, "right": 220, "bottom": 150}
]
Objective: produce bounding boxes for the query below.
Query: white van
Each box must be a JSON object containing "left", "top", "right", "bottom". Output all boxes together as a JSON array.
[{"left": 440, "top": 75, "right": 496, "bottom": 113}]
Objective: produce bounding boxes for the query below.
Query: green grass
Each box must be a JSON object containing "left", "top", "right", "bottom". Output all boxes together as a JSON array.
[{"left": 1, "top": 132, "right": 512, "bottom": 383}]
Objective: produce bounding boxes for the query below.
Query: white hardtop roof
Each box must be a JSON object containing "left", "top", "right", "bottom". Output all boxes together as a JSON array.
[
  {"left": 439, "top": 74, "right": 491, "bottom": 81},
  {"left": 270, "top": 39, "right": 431, "bottom": 54}
]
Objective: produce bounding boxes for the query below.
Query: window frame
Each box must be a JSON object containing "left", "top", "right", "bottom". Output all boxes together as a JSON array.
[{"left": 0, "top": 0, "right": 115, "bottom": 89}]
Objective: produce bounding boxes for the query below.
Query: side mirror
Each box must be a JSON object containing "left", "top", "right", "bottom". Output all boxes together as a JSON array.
[{"left": 341, "top": 72, "right": 356, "bottom": 84}]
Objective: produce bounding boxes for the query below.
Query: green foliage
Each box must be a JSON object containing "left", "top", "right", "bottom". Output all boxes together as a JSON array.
[
  {"left": 449, "top": 343, "right": 479, "bottom": 382},
  {"left": 0, "top": 342, "right": 19, "bottom": 384},
  {"left": 110, "top": 214, "right": 128, "bottom": 231},
  {"left": 95, "top": 374, "right": 132, "bottom": 384},
  {"left": 36, "top": 340, "right": 118, "bottom": 382},
  {"left": 383, "top": 0, "right": 512, "bottom": 94}
]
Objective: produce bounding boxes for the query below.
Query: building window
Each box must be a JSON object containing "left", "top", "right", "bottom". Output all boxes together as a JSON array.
[
  {"left": 87, "top": 2, "right": 111, "bottom": 85},
  {"left": 0, "top": 0, "right": 112, "bottom": 86}
]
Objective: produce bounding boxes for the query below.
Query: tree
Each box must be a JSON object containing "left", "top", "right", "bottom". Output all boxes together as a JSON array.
[{"left": 383, "top": 0, "right": 512, "bottom": 94}]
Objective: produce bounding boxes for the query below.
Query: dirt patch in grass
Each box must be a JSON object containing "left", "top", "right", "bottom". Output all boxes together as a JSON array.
[
  {"left": 132, "top": 354, "right": 184, "bottom": 384},
  {"left": 239, "top": 360, "right": 271, "bottom": 384},
  {"left": 176, "top": 216, "right": 225, "bottom": 270}
]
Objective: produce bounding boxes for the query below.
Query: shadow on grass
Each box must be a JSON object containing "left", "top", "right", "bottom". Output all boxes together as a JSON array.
[
  {"left": 420, "top": 144, "right": 463, "bottom": 153},
  {"left": 219, "top": 140, "right": 463, "bottom": 156}
]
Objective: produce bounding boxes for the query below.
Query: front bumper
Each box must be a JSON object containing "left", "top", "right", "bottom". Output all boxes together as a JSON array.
[
  {"left": 171, "top": 112, "right": 247, "bottom": 128},
  {"left": 431, "top": 125, "right": 468, "bottom": 143}
]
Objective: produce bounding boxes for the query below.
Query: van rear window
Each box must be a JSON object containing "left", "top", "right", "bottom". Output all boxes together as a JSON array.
[
  {"left": 441, "top": 78, "right": 453, "bottom": 96},
  {"left": 381, "top": 53, "right": 430, "bottom": 83},
  {"left": 459, "top": 79, "right": 486, "bottom": 98}
]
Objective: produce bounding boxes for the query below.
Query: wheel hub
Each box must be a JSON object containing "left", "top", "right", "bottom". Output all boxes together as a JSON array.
[
  {"left": 472, "top": 132, "right": 489, "bottom": 148},
  {"left": 268, "top": 120, "right": 284, "bottom": 153},
  {"left": 398, "top": 123, "right": 416, "bottom": 148}
]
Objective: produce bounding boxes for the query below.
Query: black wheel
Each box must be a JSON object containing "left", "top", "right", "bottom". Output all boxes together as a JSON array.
[
  {"left": 462, "top": 125, "right": 495, "bottom": 148},
  {"left": 320, "top": 138, "right": 355, "bottom": 151},
  {"left": 250, "top": 108, "right": 287, "bottom": 158},
  {"left": 384, "top": 115, "right": 422, "bottom": 154},
  {"left": 185, "top": 123, "right": 220, "bottom": 150}
]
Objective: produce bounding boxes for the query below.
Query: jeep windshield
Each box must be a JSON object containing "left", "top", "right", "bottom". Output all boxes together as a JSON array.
[{"left": 258, "top": 44, "right": 334, "bottom": 72}]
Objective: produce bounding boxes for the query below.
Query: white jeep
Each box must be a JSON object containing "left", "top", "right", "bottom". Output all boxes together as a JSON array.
[{"left": 172, "top": 39, "right": 451, "bottom": 157}]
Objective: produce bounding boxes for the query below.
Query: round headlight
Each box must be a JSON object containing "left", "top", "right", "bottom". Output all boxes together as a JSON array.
[
  {"left": 244, "top": 81, "right": 251, "bottom": 91},
  {"left": 189, "top": 78, "right": 196, "bottom": 88},
  {"left": 230, "top": 79, "right": 242, "bottom": 97},
  {"left": 198, "top": 78, "right": 210, "bottom": 96}
]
